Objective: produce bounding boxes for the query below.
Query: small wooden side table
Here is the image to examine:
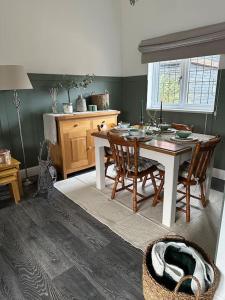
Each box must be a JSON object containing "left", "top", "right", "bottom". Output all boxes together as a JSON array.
[{"left": 0, "top": 158, "right": 23, "bottom": 203}]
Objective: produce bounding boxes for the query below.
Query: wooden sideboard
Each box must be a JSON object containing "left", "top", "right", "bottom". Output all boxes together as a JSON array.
[{"left": 50, "top": 110, "right": 120, "bottom": 179}]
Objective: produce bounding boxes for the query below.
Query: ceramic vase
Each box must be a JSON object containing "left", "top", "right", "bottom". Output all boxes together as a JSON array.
[
  {"left": 76, "top": 95, "right": 87, "bottom": 112},
  {"left": 63, "top": 103, "right": 73, "bottom": 114}
]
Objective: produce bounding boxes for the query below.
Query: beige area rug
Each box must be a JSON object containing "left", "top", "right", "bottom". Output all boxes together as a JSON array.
[{"left": 54, "top": 167, "right": 224, "bottom": 258}]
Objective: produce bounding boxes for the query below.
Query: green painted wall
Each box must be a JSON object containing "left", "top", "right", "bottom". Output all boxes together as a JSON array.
[
  {"left": 0, "top": 74, "right": 122, "bottom": 168},
  {"left": 121, "top": 71, "right": 225, "bottom": 170},
  {"left": 0, "top": 71, "right": 224, "bottom": 171}
]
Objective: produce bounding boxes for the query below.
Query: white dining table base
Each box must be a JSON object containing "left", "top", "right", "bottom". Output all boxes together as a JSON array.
[{"left": 94, "top": 136, "right": 211, "bottom": 227}]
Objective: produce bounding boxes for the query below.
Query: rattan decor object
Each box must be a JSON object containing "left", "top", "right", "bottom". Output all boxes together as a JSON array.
[
  {"left": 91, "top": 92, "right": 109, "bottom": 110},
  {"left": 143, "top": 235, "right": 220, "bottom": 300}
]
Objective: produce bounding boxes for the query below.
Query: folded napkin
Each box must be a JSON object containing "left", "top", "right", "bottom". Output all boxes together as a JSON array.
[{"left": 151, "top": 241, "right": 214, "bottom": 295}]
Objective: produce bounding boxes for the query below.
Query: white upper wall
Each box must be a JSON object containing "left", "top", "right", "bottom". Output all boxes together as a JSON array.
[
  {"left": 1, "top": 0, "right": 225, "bottom": 77},
  {"left": 0, "top": 0, "right": 122, "bottom": 76},
  {"left": 121, "top": 0, "right": 225, "bottom": 76}
]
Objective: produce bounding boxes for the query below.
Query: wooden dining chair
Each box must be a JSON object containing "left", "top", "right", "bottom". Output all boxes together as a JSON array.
[
  {"left": 97, "top": 122, "right": 116, "bottom": 179},
  {"left": 171, "top": 122, "right": 194, "bottom": 132},
  {"left": 152, "top": 136, "right": 221, "bottom": 222},
  {"left": 142, "top": 122, "right": 194, "bottom": 187},
  {"left": 107, "top": 132, "right": 158, "bottom": 212}
]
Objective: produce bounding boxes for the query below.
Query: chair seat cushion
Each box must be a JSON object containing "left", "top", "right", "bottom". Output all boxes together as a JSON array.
[
  {"left": 127, "top": 157, "right": 158, "bottom": 173},
  {"left": 157, "top": 160, "right": 191, "bottom": 179}
]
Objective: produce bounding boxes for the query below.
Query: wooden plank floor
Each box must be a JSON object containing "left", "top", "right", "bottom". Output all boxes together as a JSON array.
[{"left": 0, "top": 188, "right": 144, "bottom": 300}]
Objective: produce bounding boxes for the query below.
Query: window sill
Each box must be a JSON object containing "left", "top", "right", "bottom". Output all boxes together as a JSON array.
[{"left": 147, "top": 108, "right": 214, "bottom": 114}]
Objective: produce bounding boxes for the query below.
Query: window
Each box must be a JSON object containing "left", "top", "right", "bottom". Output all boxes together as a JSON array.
[{"left": 147, "top": 55, "right": 220, "bottom": 113}]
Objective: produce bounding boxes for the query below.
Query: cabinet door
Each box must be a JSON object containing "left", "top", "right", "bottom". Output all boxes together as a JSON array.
[
  {"left": 87, "top": 129, "right": 96, "bottom": 165},
  {"left": 62, "top": 120, "right": 91, "bottom": 171}
]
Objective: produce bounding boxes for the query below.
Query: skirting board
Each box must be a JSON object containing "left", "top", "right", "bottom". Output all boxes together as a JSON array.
[
  {"left": 213, "top": 168, "right": 225, "bottom": 181},
  {"left": 214, "top": 295, "right": 225, "bottom": 300},
  {"left": 20, "top": 166, "right": 225, "bottom": 181},
  {"left": 20, "top": 166, "right": 40, "bottom": 179}
]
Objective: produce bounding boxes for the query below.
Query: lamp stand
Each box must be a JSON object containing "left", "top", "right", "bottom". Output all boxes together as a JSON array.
[{"left": 13, "top": 90, "right": 32, "bottom": 186}]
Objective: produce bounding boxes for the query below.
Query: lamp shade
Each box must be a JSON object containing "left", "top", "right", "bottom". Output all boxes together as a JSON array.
[{"left": 0, "top": 65, "right": 33, "bottom": 91}]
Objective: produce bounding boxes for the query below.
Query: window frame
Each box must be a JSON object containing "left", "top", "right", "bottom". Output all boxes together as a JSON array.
[{"left": 147, "top": 56, "right": 219, "bottom": 114}]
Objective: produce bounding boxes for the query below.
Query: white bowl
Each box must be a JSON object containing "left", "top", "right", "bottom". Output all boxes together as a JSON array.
[{"left": 119, "top": 122, "right": 130, "bottom": 129}]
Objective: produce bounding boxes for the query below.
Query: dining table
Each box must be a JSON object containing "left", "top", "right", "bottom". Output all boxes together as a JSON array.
[{"left": 92, "top": 129, "right": 216, "bottom": 227}]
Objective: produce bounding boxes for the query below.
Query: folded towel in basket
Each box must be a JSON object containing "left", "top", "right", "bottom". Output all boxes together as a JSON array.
[{"left": 151, "top": 241, "right": 214, "bottom": 295}]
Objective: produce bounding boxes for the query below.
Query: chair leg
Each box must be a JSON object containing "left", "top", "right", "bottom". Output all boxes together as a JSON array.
[
  {"left": 142, "top": 175, "right": 148, "bottom": 188},
  {"left": 10, "top": 181, "right": 20, "bottom": 204},
  {"left": 153, "top": 176, "right": 164, "bottom": 207},
  {"left": 186, "top": 185, "right": 191, "bottom": 223},
  {"left": 111, "top": 175, "right": 120, "bottom": 199},
  {"left": 122, "top": 178, "right": 125, "bottom": 189},
  {"left": 105, "top": 157, "right": 111, "bottom": 176},
  {"left": 200, "top": 182, "right": 207, "bottom": 207},
  {"left": 150, "top": 172, "right": 157, "bottom": 194},
  {"left": 132, "top": 178, "right": 138, "bottom": 212}
]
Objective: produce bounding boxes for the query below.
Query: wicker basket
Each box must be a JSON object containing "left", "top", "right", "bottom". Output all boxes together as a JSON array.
[
  {"left": 91, "top": 93, "right": 109, "bottom": 110},
  {"left": 143, "top": 235, "right": 220, "bottom": 300}
]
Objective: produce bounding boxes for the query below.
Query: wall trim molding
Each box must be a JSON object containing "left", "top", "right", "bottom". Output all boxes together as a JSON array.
[
  {"left": 21, "top": 165, "right": 225, "bottom": 181},
  {"left": 213, "top": 168, "right": 225, "bottom": 181},
  {"left": 20, "top": 166, "right": 40, "bottom": 179},
  {"left": 214, "top": 294, "right": 225, "bottom": 300}
]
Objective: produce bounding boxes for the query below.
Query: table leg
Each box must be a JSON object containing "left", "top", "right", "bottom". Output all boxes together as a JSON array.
[
  {"left": 17, "top": 169, "right": 23, "bottom": 197},
  {"left": 162, "top": 156, "right": 180, "bottom": 227},
  {"left": 11, "top": 181, "right": 21, "bottom": 203},
  {"left": 205, "top": 152, "right": 215, "bottom": 201},
  {"left": 95, "top": 138, "right": 106, "bottom": 190}
]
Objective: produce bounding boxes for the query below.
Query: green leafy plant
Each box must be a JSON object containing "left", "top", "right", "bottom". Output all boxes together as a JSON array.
[{"left": 58, "top": 74, "right": 95, "bottom": 104}]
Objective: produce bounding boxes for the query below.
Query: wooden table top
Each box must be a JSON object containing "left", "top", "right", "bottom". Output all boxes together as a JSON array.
[
  {"left": 92, "top": 131, "right": 215, "bottom": 156},
  {"left": 0, "top": 158, "right": 21, "bottom": 171}
]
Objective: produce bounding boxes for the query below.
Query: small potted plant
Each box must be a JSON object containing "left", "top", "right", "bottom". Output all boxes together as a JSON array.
[
  {"left": 58, "top": 78, "right": 78, "bottom": 113},
  {"left": 76, "top": 75, "right": 95, "bottom": 112},
  {"left": 59, "top": 75, "right": 94, "bottom": 114}
]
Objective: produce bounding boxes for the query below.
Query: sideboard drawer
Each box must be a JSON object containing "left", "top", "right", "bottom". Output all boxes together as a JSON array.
[
  {"left": 92, "top": 116, "right": 117, "bottom": 130},
  {"left": 61, "top": 120, "right": 91, "bottom": 134}
]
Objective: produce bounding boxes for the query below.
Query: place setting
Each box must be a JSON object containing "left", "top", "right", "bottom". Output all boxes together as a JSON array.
[
  {"left": 110, "top": 122, "right": 153, "bottom": 142},
  {"left": 169, "top": 130, "right": 199, "bottom": 144}
]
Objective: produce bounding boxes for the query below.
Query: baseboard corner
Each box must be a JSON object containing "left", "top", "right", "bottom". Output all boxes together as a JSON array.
[{"left": 20, "top": 165, "right": 39, "bottom": 179}]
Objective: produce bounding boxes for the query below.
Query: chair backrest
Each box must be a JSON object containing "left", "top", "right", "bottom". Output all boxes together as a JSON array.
[
  {"left": 107, "top": 132, "right": 139, "bottom": 176},
  {"left": 187, "top": 136, "right": 221, "bottom": 181},
  {"left": 171, "top": 123, "right": 194, "bottom": 132}
]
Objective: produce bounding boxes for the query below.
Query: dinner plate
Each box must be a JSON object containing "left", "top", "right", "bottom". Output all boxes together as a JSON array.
[
  {"left": 170, "top": 136, "right": 198, "bottom": 142},
  {"left": 126, "top": 136, "right": 152, "bottom": 142}
]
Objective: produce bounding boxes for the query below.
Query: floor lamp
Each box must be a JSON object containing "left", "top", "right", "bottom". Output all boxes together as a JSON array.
[{"left": 0, "top": 65, "right": 33, "bottom": 185}]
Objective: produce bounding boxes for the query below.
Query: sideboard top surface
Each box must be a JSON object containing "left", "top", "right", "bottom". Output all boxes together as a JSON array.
[{"left": 52, "top": 110, "right": 120, "bottom": 121}]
